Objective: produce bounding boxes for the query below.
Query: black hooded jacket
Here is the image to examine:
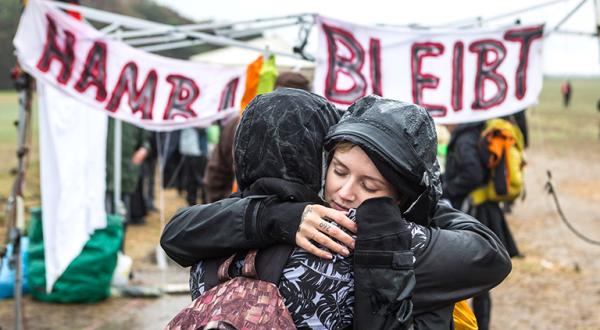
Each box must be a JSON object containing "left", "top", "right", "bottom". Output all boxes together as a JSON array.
[
  {"left": 442, "top": 123, "right": 486, "bottom": 208},
  {"left": 443, "top": 123, "right": 521, "bottom": 258},
  {"left": 323, "top": 96, "right": 446, "bottom": 328},
  {"left": 161, "top": 93, "right": 512, "bottom": 329},
  {"left": 325, "top": 96, "right": 442, "bottom": 226}
]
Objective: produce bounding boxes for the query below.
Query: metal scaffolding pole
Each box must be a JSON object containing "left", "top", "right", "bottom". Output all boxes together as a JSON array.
[{"left": 50, "top": 1, "right": 313, "bottom": 60}]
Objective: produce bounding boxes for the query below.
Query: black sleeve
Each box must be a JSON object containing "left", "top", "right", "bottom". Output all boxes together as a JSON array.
[
  {"left": 412, "top": 201, "right": 512, "bottom": 314},
  {"left": 443, "top": 131, "right": 486, "bottom": 201},
  {"left": 353, "top": 197, "right": 414, "bottom": 330},
  {"left": 160, "top": 196, "right": 309, "bottom": 267},
  {"left": 258, "top": 200, "right": 309, "bottom": 243}
]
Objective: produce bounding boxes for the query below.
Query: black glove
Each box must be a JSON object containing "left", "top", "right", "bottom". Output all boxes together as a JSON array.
[{"left": 353, "top": 197, "right": 415, "bottom": 330}]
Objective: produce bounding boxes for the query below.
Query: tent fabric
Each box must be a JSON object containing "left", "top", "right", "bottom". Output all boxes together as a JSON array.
[
  {"left": 27, "top": 208, "right": 123, "bottom": 303},
  {"left": 190, "top": 36, "right": 315, "bottom": 70},
  {"left": 240, "top": 56, "right": 264, "bottom": 112},
  {"left": 256, "top": 55, "right": 279, "bottom": 95}
]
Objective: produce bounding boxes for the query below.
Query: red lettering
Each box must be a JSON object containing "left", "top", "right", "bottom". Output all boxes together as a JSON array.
[
  {"left": 218, "top": 78, "right": 240, "bottom": 111},
  {"left": 411, "top": 42, "right": 446, "bottom": 117},
  {"left": 451, "top": 42, "right": 464, "bottom": 112},
  {"left": 469, "top": 39, "right": 507, "bottom": 110},
  {"left": 74, "top": 41, "right": 108, "bottom": 101},
  {"left": 163, "top": 75, "right": 200, "bottom": 120},
  {"left": 322, "top": 24, "right": 367, "bottom": 105},
  {"left": 36, "top": 15, "right": 76, "bottom": 85},
  {"left": 105, "top": 62, "right": 157, "bottom": 119},
  {"left": 369, "top": 38, "right": 382, "bottom": 96},
  {"left": 504, "top": 25, "right": 544, "bottom": 99}
]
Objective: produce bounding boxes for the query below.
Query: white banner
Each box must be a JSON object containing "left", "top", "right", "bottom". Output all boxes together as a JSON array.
[
  {"left": 38, "top": 82, "right": 108, "bottom": 292},
  {"left": 14, "top": 0, "right": 246, "bottom": 131},
  {"left": 314, "top": 16, "right": 544, "bottom": 123}
]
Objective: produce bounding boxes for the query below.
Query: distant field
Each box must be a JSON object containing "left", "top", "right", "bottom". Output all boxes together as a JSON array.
[
  {"left": 531, "top": 78, "right": 600, "bottom": 153},
  {"left": 0, "top": 92, "right": 21, "bottom": 142},
  {"left": 0, "top": 91, "right": 22, "bottom": 202},
  {"left": 0, "top": 90, "right": 39, "bottom": 224}
]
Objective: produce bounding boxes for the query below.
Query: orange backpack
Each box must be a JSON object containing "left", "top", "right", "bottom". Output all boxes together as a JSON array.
[{"left": 470, "top": 119, "right": 526, "bottom": 205}]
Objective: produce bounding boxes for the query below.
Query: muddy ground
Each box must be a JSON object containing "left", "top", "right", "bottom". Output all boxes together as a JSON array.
[{"left": 491, "top": 144, "right": 600, "bottom": 329}]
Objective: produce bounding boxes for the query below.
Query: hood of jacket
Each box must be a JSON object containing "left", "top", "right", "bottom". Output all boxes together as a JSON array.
[
  {"left": 324, "top": 95, "right": 442, "bottom": 225},
  {"left": 234, "top": 88, "right": 341, "bottom": 192},
  {"left": 447, "top": 122, "right": 485, "bottom": 149}
]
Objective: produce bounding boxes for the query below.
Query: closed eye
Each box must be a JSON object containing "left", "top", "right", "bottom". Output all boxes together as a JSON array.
[
  {"left": 362, "top": 182, "right": 378, "bottom": 193},
  {"left": 334, "top": 169, "right": 347, "bottom": 177}
]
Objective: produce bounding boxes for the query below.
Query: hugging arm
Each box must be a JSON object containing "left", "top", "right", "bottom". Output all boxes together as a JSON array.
[
  {"left": 161, "top": 197, "right": 266, "bottom": 267},
  {"left": 160, "top": 178, "right": 354, "bottom": 267},
  {"left": 411, "top": 201, "right": 512, "bottom": 314},
  {"left": 353, "top": 197, "right": 415, "bottom": 329},
  {"left": 161, "top": 199, "right": 354, "bottom": 266}
]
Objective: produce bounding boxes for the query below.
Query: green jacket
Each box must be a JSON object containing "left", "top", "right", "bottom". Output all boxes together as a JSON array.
[{"left": 106, "top": 118, "right": 150, "bottom": 194}]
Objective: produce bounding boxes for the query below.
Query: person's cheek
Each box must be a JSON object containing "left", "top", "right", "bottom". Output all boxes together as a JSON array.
[{"left": 324, "top": 171, "right": 336, "bottom": 202}]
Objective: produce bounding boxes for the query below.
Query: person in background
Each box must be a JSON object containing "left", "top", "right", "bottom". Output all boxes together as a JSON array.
[
  {"left": 561, "top": 80, "right": 572, "bottom": 109},
  {"left": 203, "top": 71, "right": 311, "bottom": 203},
  {"left": 442, "top": 122, "right": 520, "bottom": 330},
  {"left": 179, "top": 127, "right": 209, "bottom": 205},
  {"left": 508, "top": 109, "right": 528, "bottom": 148},
  {"left": 202, "top": 116, "right": 238, "bottom": 203},
  {"left": 501, "top": 110, "right": 528, "bottom": 213},
  {"left": 141, "top": 130, "right": 158, "bottom": 212},
  {"left": 106, "top": 119, "right": 150, "bottom": 252},
  {"left": 597, "top": 98, "right": 600, "bottom": 139}
]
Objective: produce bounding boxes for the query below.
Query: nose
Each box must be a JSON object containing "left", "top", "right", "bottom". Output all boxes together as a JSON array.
[{"left": 337, "top": 178, "right": 355, "bottom": 204}]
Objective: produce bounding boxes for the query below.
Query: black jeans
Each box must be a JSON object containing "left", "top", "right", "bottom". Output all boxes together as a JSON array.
[
  {"left": 141, "top": 156, "right": 157, "bottom": 210},
  {"left": 182, "top": 155, "right": 208, "bottom": 206},
  {"left": 473, "top": 291, "right": 491, "bottom": 330}
]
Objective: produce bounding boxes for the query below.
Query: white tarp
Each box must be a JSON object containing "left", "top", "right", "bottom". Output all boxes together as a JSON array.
[
  {"left": 314, "top": 16, "right": 545, "bottom": 123},
  {"left": 14, "top": 0, "right": 247, "bottom": 131},
  {"left": 38, "top": 82, "right": 108, "bottom": 292},
  {"left": 191, "top": 35, "right": 315, "bottom": 69}
]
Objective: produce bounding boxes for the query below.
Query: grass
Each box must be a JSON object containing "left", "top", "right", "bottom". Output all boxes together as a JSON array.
[
  {"left": 0, "top": 92, "right": 19, "bottom": 198},
  {"left": 530, "top": 78, "right": 600, "bottom": 155},
  {"left": 0, "top": 90, "right": 39, "bottom": 231}
]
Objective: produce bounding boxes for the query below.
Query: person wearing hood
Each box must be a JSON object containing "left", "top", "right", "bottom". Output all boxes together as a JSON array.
[
  {"left": 161, "top": 91, "right": 511, "bottom": 329},
  {"left": 202, "top": 71, "right": 311, "bottom": 203},
  {"left": 442, "top": 122, "right": 521, "bottom": 330}
]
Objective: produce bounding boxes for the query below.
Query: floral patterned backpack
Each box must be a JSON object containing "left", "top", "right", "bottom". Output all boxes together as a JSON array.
[{"left": 165, "top": 250, "right": 295, "bottom": 330}]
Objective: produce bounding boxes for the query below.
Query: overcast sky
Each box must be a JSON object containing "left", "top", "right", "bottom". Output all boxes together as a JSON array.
[{"left": 154, "top": 0, "right": 600, "bottom": 76}]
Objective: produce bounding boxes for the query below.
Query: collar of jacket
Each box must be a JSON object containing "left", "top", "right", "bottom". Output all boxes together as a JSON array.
[
  {"left": 242, "top": 177, "right": 323, "bottom": 204},
  {"left": 448, "top": 122, "right": 484, "bottom": 149}
]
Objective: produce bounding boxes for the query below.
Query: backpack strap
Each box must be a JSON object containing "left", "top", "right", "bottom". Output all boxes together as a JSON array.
[
  {"left": 208, "top": 246, "right": 293, "bottom": 286},
  {"left": 217, "top": 253, "right": 238, "bottom": 282},
  {"left": 255, "top": 245, "right": 294, "bottom": 284},
  {"left": 241, "top": 250, "right": 258, "bottom": 278},
  {"left": 217, "top": 250, "right": 259, "bottom": 282}
]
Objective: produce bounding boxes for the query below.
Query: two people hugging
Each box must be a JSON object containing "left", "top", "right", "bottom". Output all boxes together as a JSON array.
[{"left": 161, "top": 88, "right": 511, "bottom": 329}]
